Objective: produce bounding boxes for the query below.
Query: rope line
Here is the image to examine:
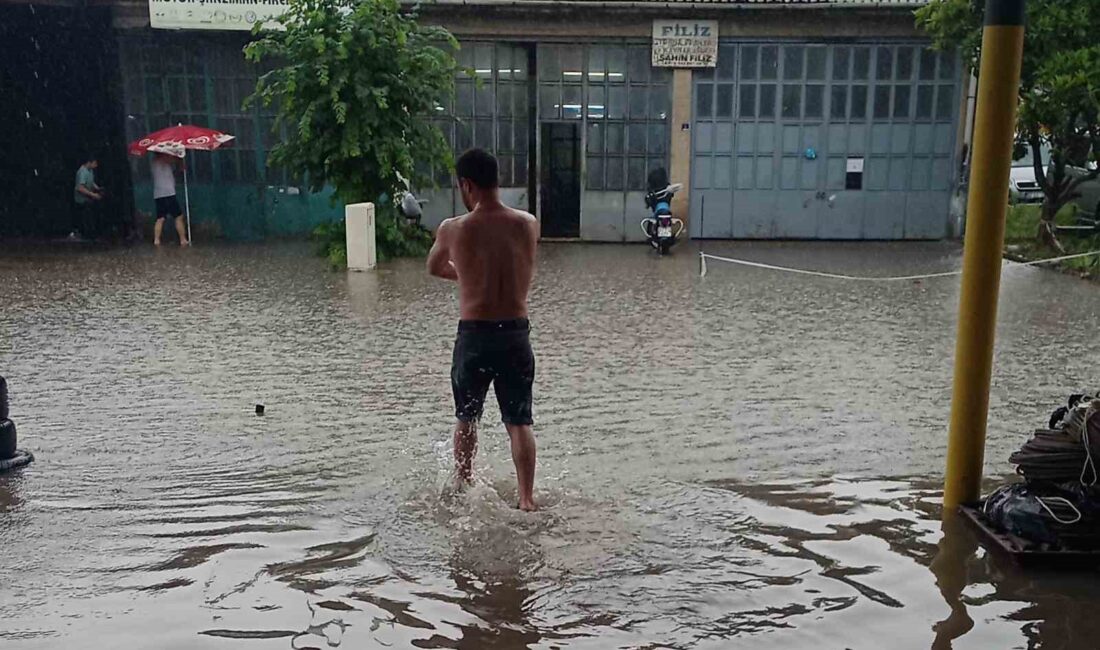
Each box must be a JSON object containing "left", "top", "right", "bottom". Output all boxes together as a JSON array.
[{"left": 699, "top": 250, "right": 1100, "bottom": 280}]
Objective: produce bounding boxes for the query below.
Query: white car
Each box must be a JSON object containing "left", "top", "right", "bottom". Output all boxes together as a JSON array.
[{"left": 1009, "top": 145, "right": 1048, "bottom": 204}]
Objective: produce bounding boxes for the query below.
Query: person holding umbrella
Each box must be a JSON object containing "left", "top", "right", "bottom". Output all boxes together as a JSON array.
[
  {"left": 128, "top": 124, "right": 235, "bottom": 247},
  {"left": 151, "top": 152, "right": 187, "bottom": 247}
]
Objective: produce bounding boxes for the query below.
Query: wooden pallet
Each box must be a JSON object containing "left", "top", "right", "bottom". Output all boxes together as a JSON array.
[{"left": 958, "top": 503, "right": 1100, "bottom": 568}]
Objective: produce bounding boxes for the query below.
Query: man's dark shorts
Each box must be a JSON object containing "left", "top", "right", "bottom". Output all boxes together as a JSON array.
[
  {"left": 155, "top": 196, "right": 182, "bottom": 220},
  {"left": 452, "top": 319, "right": 534, "bottom": 426}
]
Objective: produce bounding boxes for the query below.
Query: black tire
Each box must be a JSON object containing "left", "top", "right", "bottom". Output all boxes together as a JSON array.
[
  {"left": 0, "top": 376, "right": 7, "bottom": 420},
  {"left": 0, "top": 419, "right": 16, "bottom": 460},
  {"left": 659, "top": 241, "right": 671, "bottom": 256}
]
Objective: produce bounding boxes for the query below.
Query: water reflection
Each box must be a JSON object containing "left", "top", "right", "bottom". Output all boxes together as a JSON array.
[{"left": 2, "top": 242, "right": 1100, "bottom": 648}]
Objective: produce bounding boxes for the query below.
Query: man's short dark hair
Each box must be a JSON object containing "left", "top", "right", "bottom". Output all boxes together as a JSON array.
[{"left": 455, "top": 149, "right": 499, "bottom": 189}]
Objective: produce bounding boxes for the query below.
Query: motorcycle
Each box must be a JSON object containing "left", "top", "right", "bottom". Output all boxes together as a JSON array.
[{"left": 640, "top": 169, "right": 684, "bottom": 256}]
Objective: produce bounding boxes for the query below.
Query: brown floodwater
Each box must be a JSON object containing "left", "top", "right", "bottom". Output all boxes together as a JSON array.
[{"left": 1, "top": 241, "right": 1098, "bottom": 649}]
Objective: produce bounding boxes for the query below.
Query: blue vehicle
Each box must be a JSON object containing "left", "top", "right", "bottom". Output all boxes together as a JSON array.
[{"left": 640, "top": 168, "right": 684, "bottom": 256}]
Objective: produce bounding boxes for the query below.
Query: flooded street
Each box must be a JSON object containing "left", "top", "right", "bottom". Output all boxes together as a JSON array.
[{"left": 2, "top": 241, "right": 1099, "bottom": 649}]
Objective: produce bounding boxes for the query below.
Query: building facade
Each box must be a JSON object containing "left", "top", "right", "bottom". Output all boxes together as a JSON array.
[{"left": 1, "top": 0, "right": 963, "bottom": 242}]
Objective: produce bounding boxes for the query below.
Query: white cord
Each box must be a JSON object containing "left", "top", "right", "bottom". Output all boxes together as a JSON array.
[
  {"left": 698, "top": 250, "right": 1100, "bottom": 281},
  {"left": 1080, "top": 406, "right": 1098, "bottom": 487},
  {"left": 1037, "top": 496, "right": 1083, "bottom": 525}
]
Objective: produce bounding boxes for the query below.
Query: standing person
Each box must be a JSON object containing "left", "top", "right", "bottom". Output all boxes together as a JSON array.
[
  {"left": 150, "top": 153, "right": 188, "bottom": 247},
  {"left": 72, "top": 157, "right": 104, "bottom": 240},
  {"left": 427, "top": 149, "right": 540, "bottom": 512}
]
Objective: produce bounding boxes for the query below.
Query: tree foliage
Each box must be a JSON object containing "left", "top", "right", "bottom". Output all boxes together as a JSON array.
[
  {"left": 245, "top": 0, "right": 458, "bottom": 238},
  {"left": 916, "top": 0, "right": 1100, "bottom": 249}
]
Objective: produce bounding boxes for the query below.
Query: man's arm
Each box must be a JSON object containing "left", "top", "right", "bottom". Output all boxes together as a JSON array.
[
  {"left": 77, "top": 185, "right": 102, "bottom": 200},
  {"left": 427, "top": 220, "right": 459, "bottom": 281}
]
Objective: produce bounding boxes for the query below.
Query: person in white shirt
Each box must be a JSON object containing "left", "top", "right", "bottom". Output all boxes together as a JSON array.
[{"left": 150, "top": 153, "right": 188, "bottom": 247}]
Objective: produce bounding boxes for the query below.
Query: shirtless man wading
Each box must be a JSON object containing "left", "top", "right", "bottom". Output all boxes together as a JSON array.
[{"left": 427, "top": 149, "right": 540, "bottom": 512}]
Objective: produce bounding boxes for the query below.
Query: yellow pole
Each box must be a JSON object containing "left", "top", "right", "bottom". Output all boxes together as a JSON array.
[{"left": 943, "top": 0, "right": 1026, "bottom": 514}]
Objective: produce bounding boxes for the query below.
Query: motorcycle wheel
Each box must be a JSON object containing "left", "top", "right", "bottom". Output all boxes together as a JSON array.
[{"left": 659, "top": 241, "right": 671, "bottom": 256}]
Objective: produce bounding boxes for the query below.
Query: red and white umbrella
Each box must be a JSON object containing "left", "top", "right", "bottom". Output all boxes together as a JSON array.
[{"left": 128, "top": 125, "right": 235, "bottom": 244}]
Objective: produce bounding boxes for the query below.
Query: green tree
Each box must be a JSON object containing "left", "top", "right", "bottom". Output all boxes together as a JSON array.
[
  {"left": 916, "top": 0, "right": 1100, "bottom": 250},
  {"left": 245, "top": 0, "right": 459, "bottom": 259}
]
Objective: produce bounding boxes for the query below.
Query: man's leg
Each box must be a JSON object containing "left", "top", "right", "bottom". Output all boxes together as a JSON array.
[
  {"left": 454, "top": 420, "right": 478, "bottom": 485},
  {"left": 154, "top": 217, "right": 165, "bottom": 245},
  {"left": 175, "top": 215, "right": 189, "bottom": 246},
  {"left": 505, "top": 424, "right": 536, "bottom": 511}
]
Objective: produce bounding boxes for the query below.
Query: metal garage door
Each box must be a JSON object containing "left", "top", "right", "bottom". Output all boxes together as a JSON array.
[{"left": 690, "top": 43, "right": 960, "bottom": 240}]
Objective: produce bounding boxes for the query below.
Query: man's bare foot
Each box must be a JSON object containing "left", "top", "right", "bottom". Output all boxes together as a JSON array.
[
  {"left": 518, "top": 499, "right": 537, "bottom": 512},
  {"left": 180, "top": 240, "right": 190, "bottom": 247},
  {"left": 154, "top": 239, "right": 161, "bottom": 246}
]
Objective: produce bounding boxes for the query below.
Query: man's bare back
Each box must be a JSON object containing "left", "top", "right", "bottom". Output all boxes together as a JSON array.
[
  {"left": 427, "top": 148, "right": 540, "bottom": 511},
  {"left": 429, "top": 205, "right": 538, "bottom": 320}
]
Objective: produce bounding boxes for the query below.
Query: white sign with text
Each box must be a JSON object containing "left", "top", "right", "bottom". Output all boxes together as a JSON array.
[
  {"left": 149, "top": 0, "right": 288, "bottom": 30},
  {"left": 652, "top": 20, "right": 719, "bottom": 68}
]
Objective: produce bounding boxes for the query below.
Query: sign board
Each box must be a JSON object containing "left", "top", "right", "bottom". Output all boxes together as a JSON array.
[
  {"left": 652, "top": 20, "right": 718, "bottom": 68},
  {"left": 846, "top": 157, "right": 865, "bottom": 173},
  {"left": 149, "top": 0, "right": 289, "bottom": 30}
]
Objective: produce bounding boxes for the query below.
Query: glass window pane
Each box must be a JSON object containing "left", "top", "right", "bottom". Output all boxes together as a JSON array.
[
  {"left": 538, "top": 46, "right": 560, "bottom": 79},
  {"left": 649, "top": 86, "right": 669, "bottom": 119},
  {"left": 608, "top": 86, "right": 626, "bottom": 119},
  {"left": 833, "top": 47, "right": 851, "bottom": 81},
  {"left": 588, "top": 46, "right": 606, "bottom": 79},
  {"left": 716, "top": 84, "right": 734, "bottom": 119},
  {"left": 761, "top": 46, "right": 779, "bottom": 80},
  {"left": 759, "top": 84, "right": 777, "bottom": 119},
  {"left": 474, "top": 45, "right": 493, "bottom": 76},
  {"left": 606, "top": 123, "right": 624, "bottom": 154},
  {"left": 629, "top": 86, "right": 647, "bottom": 118},
  {"left": 588, "top": 86, "right": 606, "bottom": 120},
  {"left": 741, "top": 45, "right": 759, "bottom": 80},
  {"left": 853, "top": 47, "right": 871, "bottom": 80},
  {"left": 496, "top": 83, "right": 513, "bottom": 117},
  {"left": 612, "top": 47, "right": 631, "bottom": 83},
  {"left": 512, "top": 47, "right": 529, "bottom": 81},
  {"left": 587, "top": 155, "right": 604, "bottom": 190},
  {"left": 805, "top": 84, "right": 824, "bottom": 119},
  {"left": 497, "top": 154, "right": 512, "bottom": 186},
  {"left": 782, "top": 84, "right": 801, "bottom": 118},
  {"left": 807, "top": 47, "right": 826, "bottom": 80},
  {"left": 475, "top": 84, "right": 493, "bottom": 116},
  {"left": 515, "top": 120, "right": 529, "bottom": 153},
  {"left": 495, "top": 44, "right": 514, "bottom": 78},
  {"left": 893, "top": 85, "right": 911, "bottom": 118},
  {"left": 897, "top": 47, "right": 914, "bottom": 80},
  {"left": 851, "top": 85, "right": 868, "bottom": 119},
  {"left": 831, "top": 85, "right": 848, "bottom": 119},
  {"left": 561, "top": 48, "right": 583, "bottom": 81},
  {"left": 740, "top": 85, "right": 757, "bottom": 119},
  {"left": 649, "top": 123, "right": 667, "bottom": 155},
  {"left": 874, "top": 85, "right": 891, "bottom": 120},
  {"left": 784, "top": 46, "right": 804, "bottom": 80},
  {"left": 456, "top": 81, "right": 474, "bottom": 117},
  {"left": 628, "top": 157, "right": 646, "bottom": 190},
  {"left": 475, "top": 119, "right": 493, "bottom": 149},
  {"left": 539, "top": 86, "right": 559, "bottom": 119},
  {"left": 606, "top": 156, "right": 624, "bottom": 190},
  {"left": 628, "top": 123, "right": 647, "bottom": 154},
  {"left": 876, "top": 47, "right": 894, "bottom": 80},
  {"left": 935, "top": 85, "right": 955, "bottom": 120},
  {"left": 717, "top": 46, "right": 736, "bottom": 80},
  {"left": 939, "top": 52, "right": 956, "bottom": 80},
  {"left": 696, "top": 84, "right": 714, "bottom": 119},
  {"left": 919, "top": 48, "right": 937, "bottom": 80},
  {"left": 893, "top": 85, "right": 910, "bottom": 118},
  {"left": 497, "top": 120, "right": 513, "bottom": 152},
  {"left": 516, "top": 154, "right": 528, "bottom": 186},
  {"left": 916, "top": 85, "right": 934, "bottom": 119},
  {"left": 562, "top": 85, "right": 582, "bottom": 119}
]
